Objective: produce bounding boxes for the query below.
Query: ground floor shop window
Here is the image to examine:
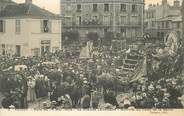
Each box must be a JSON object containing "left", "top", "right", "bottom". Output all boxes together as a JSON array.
[
  {"left": 41, "top": 40, "right": 51, "bottom": 56},
  {"left": 2, "top": 44, "right": 6, "bottom": 55},
  {"left": 15, "top": 45, "right": 21, "bottom": 57}
]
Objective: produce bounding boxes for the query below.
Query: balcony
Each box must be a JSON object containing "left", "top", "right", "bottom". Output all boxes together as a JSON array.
[{"left": 63, "top": 19, "right": 112, "bottom": 28}]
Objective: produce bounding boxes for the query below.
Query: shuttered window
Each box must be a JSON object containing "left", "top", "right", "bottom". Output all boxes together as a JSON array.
[
  {"left": 41, "top": 20, "right": 52, "bottom": 33},
  {"left": 15, "top": 20, "right": 21, "bottom": 33},
  {"left": 0, "top": 20, "right": 5, "bottom": 32}
]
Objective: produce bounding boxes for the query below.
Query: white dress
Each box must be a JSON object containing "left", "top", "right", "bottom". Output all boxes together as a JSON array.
[{"left": 27, "top": 79, "right": 37, "bottom": 102}]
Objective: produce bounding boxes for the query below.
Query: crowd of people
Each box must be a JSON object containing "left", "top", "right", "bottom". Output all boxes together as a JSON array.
[{"left": 0, "top": 44, "right": 184, "bottom": 110}]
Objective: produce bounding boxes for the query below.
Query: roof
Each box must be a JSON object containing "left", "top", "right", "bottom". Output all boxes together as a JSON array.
[
  {"left": 0, "top": 3, "right": 60, "bottom": 19},
  {"left": 0, "top": 0, "right": 16, "bottom": 4}
]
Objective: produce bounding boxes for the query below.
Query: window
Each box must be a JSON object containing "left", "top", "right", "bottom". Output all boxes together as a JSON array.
[
  {"left": 0, "top": 20, "right": 5, "bottom": 32},
  {"left": 103, "top": 16, "right": 110, "bottom": 25},
  {"left": 157, "top": 32, "right": 160, "bottom": 37},
  {"left": 177, "top": 22, "right": 180, "bottom": 28},
  {"left": 120, "top": 4, "right": 126, "bottom": 12},
  {"left": 161, "top": 32, "right": 164, "bottom": 38},
  {"left": 2, "top": 44, "right": 6, "bottom": 55},
  {"left": 120, "top": 28, "right": 126, "bottom": 37},
  {"left": 93, "top": 16, "right": 98, "bottom": 21},
  {"left": 77, "top": 4, "right": 81, "bottom": 12},
  {"left": 166, "top": 22, "right": 169, "bottom": 28},
  {"left": 130, "top": 29, "right": 136, "bottom": 38},
  {"left": 157, "top": 22, "right": 160, "bottom": 29},
  {"left": 132, "top": 5, "right": 137, "bottom": 13},
  {"left": 77, "top": 16, "right": 82, "bottom": 25},
  {"left": 119, "top": 16, "right": 127, "bottom": 24},
  {"left": 15, "top": 45, "right": 21, "bottom": 57},
  {"left": 41, "top": 20, "right": 51, "bottom": 33},
  {"left": 65, "top": 17, "right": 72, "bottom": 26},
  {"left": 104, "top": 28, "right": 108, "bottom": 33},
  {"left": 104, "top": 4, "right": 109, "bottom": 12},
  {"left": 161, "top": 22, "right": 164, "bottom": 28},
  {"left": 152, "top": 21, "right": 155, "bottom": 27},
  {"left": 93, "top": 4, "right": 97, "bottom": 12},
  {"left": 41, "top": 40, "right": 51, "bottom": 56},
  {"left": 15, "top": 20, "right": 21, "bottom": 33},
  {"left": 67, "top": 4, "right": 71, "bottom": 11},
  {"left": 131, "top": 16, "right": 138, "bottom": 25}
]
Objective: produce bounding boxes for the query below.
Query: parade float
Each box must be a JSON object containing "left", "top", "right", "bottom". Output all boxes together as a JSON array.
[{"left": 146, "top": 31, "right": 182, "bottom": 81}]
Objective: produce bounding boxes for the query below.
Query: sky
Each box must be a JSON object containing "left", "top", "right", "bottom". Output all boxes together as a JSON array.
[{"left": 13, "top": 0, "right": 182, "bottom": 14}]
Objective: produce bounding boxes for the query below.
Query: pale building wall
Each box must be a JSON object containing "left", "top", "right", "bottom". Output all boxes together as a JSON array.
[{"left": 0, "top": 18, "right": 61, "bottom": 57}]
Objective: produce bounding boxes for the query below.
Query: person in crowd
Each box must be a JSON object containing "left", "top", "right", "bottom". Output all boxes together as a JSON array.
[
  {"left": 104, "top": 90, "right": 118, "bottom": 107},
  {"left": 27, "top": 77, "right": 36, "bottom": 102},
  {"left": 81, "top": 93, "right": 91, "bottom": 109},
  {"left": 61, "top": 94, "right": 72, "bottom": 109}
]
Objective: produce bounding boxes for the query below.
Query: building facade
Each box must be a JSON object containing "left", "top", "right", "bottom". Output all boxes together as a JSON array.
[
  {"left": 0, "top": 0, "right": 62, "bottom": 57},
  {"left": 145, "top": 0, "right": 182, "bottom": 41},
  {"left": 60, "top": 0, "right": 144, "bottom": 41}
]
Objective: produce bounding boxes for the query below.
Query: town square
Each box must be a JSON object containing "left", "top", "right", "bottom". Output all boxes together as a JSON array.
[{"left": 0, "top": 0, "right": 184, "bottom": 110}]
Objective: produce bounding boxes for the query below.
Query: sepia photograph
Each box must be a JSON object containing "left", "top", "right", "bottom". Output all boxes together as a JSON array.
[{"left": 0, "top": 0, "right": 184, "bottom": 111}]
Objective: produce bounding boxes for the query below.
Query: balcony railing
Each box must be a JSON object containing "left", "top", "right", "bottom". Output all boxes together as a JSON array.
[{"left": 63, "top": 20, "right": 142, "bottom": 28}]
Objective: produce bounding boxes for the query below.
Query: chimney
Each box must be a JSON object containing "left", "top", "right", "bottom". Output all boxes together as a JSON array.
[
  {"left": 25, "top": 0, "right": 32, "bottom": 4},
  {"left": 149, "top": 4, "right": 152, "bottom": 8},
  {"left": 162, "top": 0, "right": 167, "bottom": 5},
  {"left": 174, "top": 0, "right": 180, "bottom": 7}
]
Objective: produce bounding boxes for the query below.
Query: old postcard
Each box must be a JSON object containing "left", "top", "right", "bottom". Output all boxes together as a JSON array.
[{"left": 0, "top": 0, "right": 184, "bottom": 115}]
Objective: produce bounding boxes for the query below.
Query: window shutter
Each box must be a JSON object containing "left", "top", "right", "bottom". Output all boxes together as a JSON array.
[
  {"left": 3, "top": 20, "right": 6, "bottom": 33},
  {"left": 48, "top": 20, "right": 52, "bottom": 33},
  {"left": 40, "top": 20, "right": 43, "bottom": 33}
]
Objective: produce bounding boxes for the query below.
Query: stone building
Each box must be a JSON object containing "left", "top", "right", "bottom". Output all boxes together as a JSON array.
[
  {"left": 145, "top": 0, "right": 182, "bottom": 41},
  {"left": 0, "top": 0, "right": 62, "bottom": 57},
  {"left": 60, "top": 0, "right": 144, "bottom": 42}
]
